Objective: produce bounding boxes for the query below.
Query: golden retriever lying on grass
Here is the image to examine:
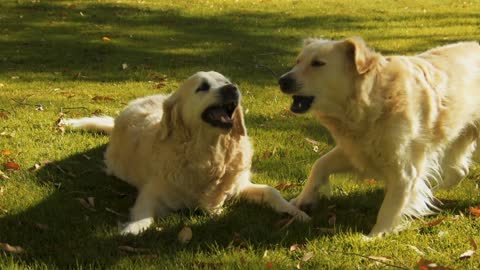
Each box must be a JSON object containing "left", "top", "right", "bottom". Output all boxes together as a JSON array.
[
  {"left": 279, "top": 37, "right": 480, "bottom": 237},
  {"left": 65, "top": 71, "right": 309, "bottom": 235}
]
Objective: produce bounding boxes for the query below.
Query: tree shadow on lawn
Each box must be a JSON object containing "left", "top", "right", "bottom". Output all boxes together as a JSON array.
[
  {"left": 0, "top": 143, "right": 361, "bottom": 268},
  {"left": 2, "top": 1, "right": 478, "bottom": 84},
  {"left": 0, "top": 143, "right": 476, "bottom": 268}
]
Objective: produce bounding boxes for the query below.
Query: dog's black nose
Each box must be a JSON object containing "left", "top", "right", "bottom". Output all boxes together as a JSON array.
[
  {"left": 219, "top": 84, "right": 239, "bottom": 102},
  {"left": 278, "top": 75, "right": 297, "bottom": 94}
]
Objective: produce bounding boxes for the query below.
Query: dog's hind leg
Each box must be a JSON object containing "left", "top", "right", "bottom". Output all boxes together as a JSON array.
[
  {"left": 438, "top": 127, "right": 477, "bottom": 189},
  {"left": 290, "top": 146, "right": 352, "bottom": 211}
]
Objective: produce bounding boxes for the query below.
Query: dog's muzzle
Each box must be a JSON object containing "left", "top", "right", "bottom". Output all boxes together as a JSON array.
[
  {"left": 201, "top": 84, "right": 240, "bottom": 129},
  {"left": 278, "top": 73, "right": 298, "bottom": 94}
]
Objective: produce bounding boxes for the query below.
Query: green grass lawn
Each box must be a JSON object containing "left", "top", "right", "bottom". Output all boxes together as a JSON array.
[{"left": 1, "top": 0, "right": 480, "bottom": 269}]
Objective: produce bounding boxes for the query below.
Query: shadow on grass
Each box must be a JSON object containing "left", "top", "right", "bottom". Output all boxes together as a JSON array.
[
  {"left": 2, "top": 1, "right": 479, "bottom": 84},
  {"left": 0, "top": 142, "right": 477, "bottom": 268}
]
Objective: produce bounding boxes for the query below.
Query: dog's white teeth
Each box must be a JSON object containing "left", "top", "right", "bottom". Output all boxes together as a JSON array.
[{"left": 220, "top": 116, "right": 229, "bottom": 123}]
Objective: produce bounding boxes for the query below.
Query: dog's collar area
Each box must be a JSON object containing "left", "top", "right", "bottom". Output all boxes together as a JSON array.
[
  {"left": 201, "top": 102, "right": 238, "bottom": 129},
  {"left": 291, "top": 95, "right": 314, "bottom": 114}
]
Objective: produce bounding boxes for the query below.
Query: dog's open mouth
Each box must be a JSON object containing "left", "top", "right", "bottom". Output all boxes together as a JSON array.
[
  {"left": 201, "top": 101, "right": 238, "bottom": 129},
  {"left": 291, "top": 95, "right": 314, "bottom": 114}
]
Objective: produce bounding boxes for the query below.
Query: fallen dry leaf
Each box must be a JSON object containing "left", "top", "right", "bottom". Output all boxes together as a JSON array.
[
  {"left": 102, "top": 36, "right": 111, "bottom": 42},
  {"left": 34, "top": 223, "right": 49, "bottom": 231},
  {"left": 305, "top": 137, "right": 320, "bottom": 145},
  {"left": 0, "top": 112, "right": 8, "bottom": 119},
  {"left": 0, "top": 243, "right": 24, "bottom": 253},
  {"left": 76, "top": 198, "right": 95, "bottom": 211},
  {"left": 301, "top": 251, "right": 314, "bottom": 262},
  {"left": 469, "top": 237, "right": 477, "bottom": 250},
  {"left": 367, "top": 256, "right": 392, "bottom": 263},
  {"left": 469, "top": 206, "right": 480, "bottom": 217},
  {"left": 276, "top": 216, "right": 295, "bottom": 230},
  {"left": 118, "top": 245, "right": 149, "bottom": 253},
  {"left": 92, "top": 96, "right": 114, "bottom": 102},
  {"left": 265, "top": 261, "right": 273, "bottom": 269},
  {"left": 290, "top": 243, "right": 300, "bottom": 252},
  {"left": 406, "top": 244, "right": 425, "bottom": 256},
  {"left": 3, "top": 161, "right": 20, "bottom": 171},
  {"left": 328, "top": 212, "right": 336, "bottom": 226},
  {"left": 87, "top": 197, "right": 95, "bottom": 208},
  {"left": 459, "top": 249, "right": 475, "bottom": 260},
  {"left": 0, "top": 170, "right": 10, "bottom": 180},
  {"left": 178, "top": 226, "right": 192, "bottom": 244},
  {"left": 1, "top": 150, "right": 12, "bottom": 156},
  {"left": 417, "top": 258, "right": 452, "bottom": 270},
  {"left": 275, "top": 182, "right": 294, "bottom": 191},
  {"left": 425, "top": 217, "right": 445, "bottom": 227},
  {"left": 363, "top": 178, "right": 377, "bottom": 185},
  {"left": 105, "top": 207, "right": 127, "bottom": 217}
]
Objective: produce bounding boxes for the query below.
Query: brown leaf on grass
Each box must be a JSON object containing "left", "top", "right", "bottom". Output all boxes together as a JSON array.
[
  {"left": 118, "top": 245, "right": 149, "bottom": 253},
  {"left": 0, "top": 170, "right": 10, "bottom": 180},
  {"left": 275, "top": 182, "right": 294, "bottom": 191},
  {"left": 275, "top": 216, "right": 295, "bottom": 230},
  {"left": 469, "top": 206, "right": 480, "bottom": 217},
  {"left": 0, "top": 150, "right": 12, "bottom": 156},
  {"left": 4, "top": 161, "right": 20, "bottom": 171},
  {"left": 425, "top": 217, "right": 445, "bottom": 227},
  {"left": 417, "top": 259, "right": 453, "bottom": 270},
  {"left": 0, "top": 112, "right": 8, "bottom": 120},
  {"left": 367, "top": 256, "right": 392, "bottom": 263},
  {"left": 76, "top": 198, "right": 96, "bottom": 211},
  {"left": 363, "top": 178, "right": 377, "bottom": 185},
  {"left": 459, "top": 249, "right": 475, "bottom": 260},
  {"left": 92, "top": 96, "right": 114, "bottom": 102},
  {"left": 265, "top": 261, "right": 273, "bottom": 269},
  {"left": 305, "top": 137, "right": 320, "bottom": 145},
  {"left": 102, "top": 36, "right": 111, "bottom": 42},
  {"left": 34, "top": 223, "right": 49, "bottom": 231},
  {"left": 327, "top": 212, "right": 336, "bottom": 226},
  {"left": 406, "top": 244, "right": 425, "bottom": 256},
  {"left": 469, "top": 237, "right": 477, "bottom": 250},
  {"left": 0, "top": 243, "right": 24, "bottom": 253},
  {"left": 290, "top": 243, "right": 300, "bottom": 252},
  {"left": 105, "top": 207, "right": 127, "bottom": 217},
  {"left": 301, "top": 251, "right": 314, "bottom": 262},
  {"left": 178, "top": 226, "right": 192, "bottom": 244}
]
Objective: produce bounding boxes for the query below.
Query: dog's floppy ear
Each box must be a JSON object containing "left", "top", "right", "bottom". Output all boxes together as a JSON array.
[
  {"left": 303, "top": 37, "right": 316, "bottom": 47},
  {"left": 232, "top": 105, "right": 246, "bottom": 138},
  {"left": 158, "top": 92, "right": 182, "bottom": 141},
  {"left": 344, "top": 37, "right": 377, "bottom": 75}
]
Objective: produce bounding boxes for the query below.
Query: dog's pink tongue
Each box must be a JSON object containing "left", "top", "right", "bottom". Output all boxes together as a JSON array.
[{"left": 209, "top": 108, "right": 232, "bottom": 123}]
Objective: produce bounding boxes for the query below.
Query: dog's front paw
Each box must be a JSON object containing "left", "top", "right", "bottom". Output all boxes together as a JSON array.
[
  {"left": 120, "top": 218, "right": 153, "bottom": 235},
  {"left": 292, "top": 209, "right": 312, "bottom": 222},
  {"left": 290, "top": 194, "right": 316, "bottom": 213}
]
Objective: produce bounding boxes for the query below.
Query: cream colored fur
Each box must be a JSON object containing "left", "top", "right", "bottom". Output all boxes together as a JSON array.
[
  {"left": 280, "top": 37, "right": 480, "bottom": 237},
  {"left": 65, "top": 71, "right": 309, "bottom": 235}
]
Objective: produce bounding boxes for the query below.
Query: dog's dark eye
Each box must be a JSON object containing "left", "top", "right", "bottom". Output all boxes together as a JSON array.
[
  {"left": 311, "top": 60, "right": 326, "bottom": 67},
  {"left": 196, "top": 81, "right": 210, "bottom": 92}
]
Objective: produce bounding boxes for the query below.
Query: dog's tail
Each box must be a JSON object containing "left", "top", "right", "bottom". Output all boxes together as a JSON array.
[{"left": 62, "top": 116, "right": 115, "bottom": 134}]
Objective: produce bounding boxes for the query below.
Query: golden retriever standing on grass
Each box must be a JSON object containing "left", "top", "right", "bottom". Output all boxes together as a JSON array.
[
  {"left": 65, "top": 71, "right": 309, "bottom": 235},
  {"left": 279, "top": 37, "right": 480, "bottom": 237}
]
